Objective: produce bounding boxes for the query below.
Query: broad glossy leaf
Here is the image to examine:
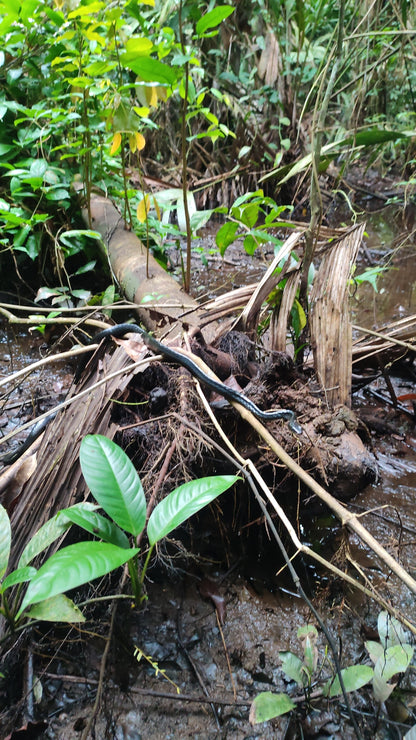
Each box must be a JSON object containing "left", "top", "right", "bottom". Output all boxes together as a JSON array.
[
  {"left": 80, "top": 435, "right": 146, "bottom": 536},
  {"left": 324, "top": 665, "right": 374, "bottom": 697},
  {"left": 196, "top": 6, "right": 234, "bottom": 36},
  {"left": 61, "top": 507, "right": 130, "bottom": 549},
  {"left": 249, "top": 692, "right": 295, "bottom": 724},
  {"left": 26, "top": 594, "right": 85, "bottom": 623},
  {"left": 1, "top": 566, "right": 37, "bottom": 592},
  {"left": 147, "top": 475, "right": 239, "bottom": 546},
  {"left": 18, "top": 541, "right": 139, "bottom": 615},
  {"left": 18, "top": 502, "right": 97, "bottom": 568},
  {"left": 0, "top": 504, "right": 11, "bottom": 579}
]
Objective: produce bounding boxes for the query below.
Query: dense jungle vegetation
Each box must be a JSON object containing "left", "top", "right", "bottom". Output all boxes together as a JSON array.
[{"left": 0, "top": 0, "right": 415, "bottom": 302}]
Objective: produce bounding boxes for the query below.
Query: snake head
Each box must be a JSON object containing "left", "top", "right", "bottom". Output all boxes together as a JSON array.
[{"left": 288, "top": 415, "right": 303, "bottom": 435}]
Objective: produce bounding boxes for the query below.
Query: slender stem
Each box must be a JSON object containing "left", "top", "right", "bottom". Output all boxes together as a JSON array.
[
  {"left": 178, "top": 0, "right": 192, "bottom": 293},
  {"left": 127, "top": 554, "right": 142, "bottom": 605},
  {"left": 139, "top": 544, "right": 154, "bottom": 592}
]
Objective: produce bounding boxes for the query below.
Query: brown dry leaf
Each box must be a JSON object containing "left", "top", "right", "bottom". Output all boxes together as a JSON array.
[
  {"left": 257, "top": 30, "right": 279, "bottom": 86},
  {"left": 199, "top": 578, "right": 226, "bottom": 625},
  {"left": 112, "top": 335, "right": 147, "bottom": 362}
]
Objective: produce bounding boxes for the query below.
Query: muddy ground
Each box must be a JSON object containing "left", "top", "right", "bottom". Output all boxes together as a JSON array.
[{"left": 1, "top": 197, "right": 416, "bottom": 739}]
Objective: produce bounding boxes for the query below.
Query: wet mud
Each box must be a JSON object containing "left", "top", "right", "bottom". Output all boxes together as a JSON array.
[{"left": 1, "top": 202, "right": 416, "bottom": 738}]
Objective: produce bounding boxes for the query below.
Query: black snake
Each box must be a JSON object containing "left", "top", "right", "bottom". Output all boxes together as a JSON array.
[{"left": 0, "top": 324, "right": 302, "bottom": 465}]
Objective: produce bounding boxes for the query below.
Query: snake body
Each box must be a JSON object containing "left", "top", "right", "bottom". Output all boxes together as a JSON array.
[
  {"left": 0, "top": 323, "right": 301, "bottom": 466},
  {"left": 79, "top": 324, "right": 302, "bottom": 434}
]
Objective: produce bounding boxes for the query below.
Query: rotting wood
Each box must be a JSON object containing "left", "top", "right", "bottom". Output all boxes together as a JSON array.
[
  {"left": 352, "top": 316, "right": 416, "bottom": 365},
  {"left": 270, "top": 270, "right": 301, "bottom": 351},
  {"left": 87, "top": 193, "right": 218, "bottom": 344},
  {"left": 309, "top": 223, "right": 365, "bottom": 406},
  {"left": 233, "top": 231, "right": 303, "bottom": 332}
]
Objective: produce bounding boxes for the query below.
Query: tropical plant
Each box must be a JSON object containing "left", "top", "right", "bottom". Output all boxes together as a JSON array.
[
  {"left": 249, "top": 613, "right": 415, "bottom": 727},
  {"left": 0, "top": 435, "right": 238, "bottom": 634}
]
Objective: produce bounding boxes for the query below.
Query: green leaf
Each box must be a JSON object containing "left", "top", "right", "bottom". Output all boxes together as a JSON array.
[
  {"left": 377, "top": 611, "right": 408, "bottom": 649},
  {"left": 291, "top": 299, "right": 307, "bottom": 338},
  {"left": 18, "top": 541, "right": 139, "bottom": 615},
  {"left": 279, "top": 651, "right": 305, "bottom": 687},
  {"left": 365, "top": 640, "right": 385, "bottom": 664},
  {"left": 243, "top": 234, "right": 258, "bottom": 256},
  {"left": 1, "top": 566, "right": 37, "bottom": 592},
  {"left": 147, "top": 475, "right": 239, "bottom": 546},
  {"left": 26, "top": 593, "right": 85, "bottom": 623},
  {"left": 29, "top": 159, "right": 48, "bottom": 178},
  {"left": 120, "top": 55, "right": 177, "bottom": 84},
  {"left": 18, "top": 503, "right": 97, "bottom": 568},
  {"left": 124, "top": 36, "right": 153, "bottom": 56},
  {"left": 196, "top": 6, "right": 234, "bottom": 36},
  {"left": 235, "top": 203, "right": 259, "bottom": 229},
  {"left": 68, "top": 1, "right": 104, "bottom": 19},
  {"left": 80, "top": 435, "right": 146, "bottom": 536},
  {"left": 45, "top": 188, "right": 70, "bottom": 201},
  {"left": 59, "top": 229, "right": 102, "bottom": 248},
  {"left": 0, "top": 505, "right": 11, "bottom": 579},
  {"left": 215, "top": 221, "right": 239, "bottom": 256},
  {"left": 354, "top": 265, "right": 387, "bottom": 292},
  {"left": 73, "top": 260, "right": 96, "bottom": 276},
  {"left": 324, "top": 665, "right": 374, "bottom": 697},
  {"left": 61, "top": 507, "right": 130, "bottom": 549},
  {"left": 249, "top": 692, "right": 295, "bottom": 724},
  {"left": 374, "top": 644, "right": 413, "bottom": 681}
]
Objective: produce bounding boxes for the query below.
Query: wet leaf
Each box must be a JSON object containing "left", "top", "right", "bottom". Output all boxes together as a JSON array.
[
  {"left": 18, "top": 502, "right": 97, "bottom": 568},
  {"left": 249, "top": 692, "right": 295, "bottom": 724},
  {"left": 80, "top": 435, "right": 146, "bottom": 536},
  {"left": 1, "top": 566, "right": 37, "bottom": 592},
  {"left": 18, "top": 541, "right": 139, "bottom": 614},
  {"left": 147, "top": 476, "right": 239, "bottom": 545},
  {"left": 199, "top": 578, "right": 226, "bottom": 624},
  {"left": 26, "top": 594, "right": 85, "bottom": 623},
  {"left": 61, "top": 507, "right": 130, "bottom": 549}
]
